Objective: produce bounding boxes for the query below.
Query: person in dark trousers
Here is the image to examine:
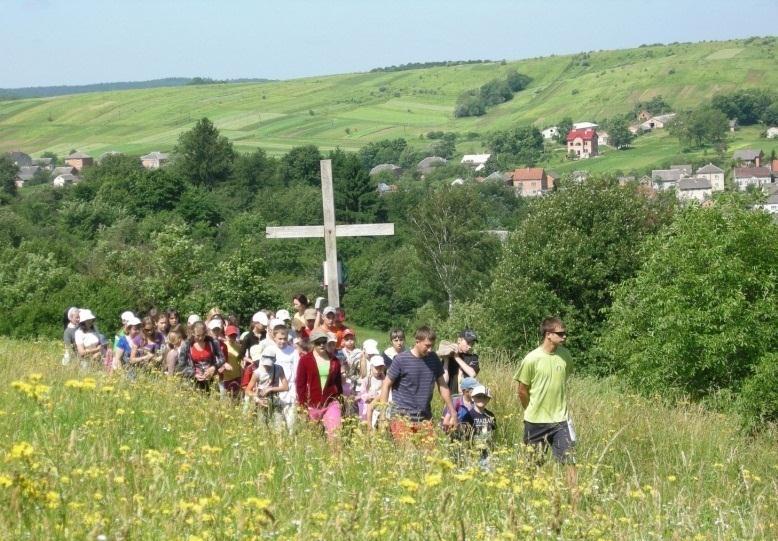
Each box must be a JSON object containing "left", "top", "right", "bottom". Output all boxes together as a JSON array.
[{"left": 515, "top": 317, "right": 578, "bottom": 504}]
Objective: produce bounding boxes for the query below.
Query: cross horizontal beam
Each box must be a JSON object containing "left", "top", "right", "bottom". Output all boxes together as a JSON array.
[{"left": 266, "top": 223, "right": 395, "bottom": 239}]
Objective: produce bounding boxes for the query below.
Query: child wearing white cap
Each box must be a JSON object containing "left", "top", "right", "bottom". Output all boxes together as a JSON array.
[
  {"left": 245, "top": 345, "right": 289, "bottom": 431},
  {"left": 359, "top": 355, "right": 387, "bottom": 428},
  {"left": 461, "top": 385, "right": 496, "bottom": 468}
]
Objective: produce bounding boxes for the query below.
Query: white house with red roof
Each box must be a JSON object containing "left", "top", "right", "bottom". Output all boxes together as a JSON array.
[{"left": 566, "top": 128, "right": 599, "bottom": 159}]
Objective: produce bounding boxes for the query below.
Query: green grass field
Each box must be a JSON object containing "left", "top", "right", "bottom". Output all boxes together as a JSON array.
[
  {"left": 1, "top": 339, "right": 776, "bottom": 540},
  {"left": 1, "top": 37, "right": 777, "bottom": 174}
]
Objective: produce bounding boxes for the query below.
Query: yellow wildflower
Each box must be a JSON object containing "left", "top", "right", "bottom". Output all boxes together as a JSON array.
[
  {"left": 244, "top": 497, "right": 271, "bottom": 510},
  {"left": 399, "top": 478, "right": 419, "bottom": 492},
  {"left": 8, "top": 441, "right": 34, "bottom": 461},
  {"left": 424, "top": 473, "right": 442, "bottom": 487},
  {"left": 398, "top": 495, "right": 416, "bottom": 505}
]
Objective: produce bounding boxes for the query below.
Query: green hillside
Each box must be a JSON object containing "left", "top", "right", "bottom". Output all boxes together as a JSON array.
[{"left": 1, "top": 37, "right": 777, "bottom": 160}]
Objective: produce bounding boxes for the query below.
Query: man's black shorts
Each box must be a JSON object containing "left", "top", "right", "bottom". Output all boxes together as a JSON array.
[{"left": 523, "top": 420, "right": 575, "bottom": 464}]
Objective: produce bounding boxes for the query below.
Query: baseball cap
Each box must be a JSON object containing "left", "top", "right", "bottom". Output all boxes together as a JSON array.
[
  {"left": 304, "top": 308, "right": 317, "bottom": 321},
  {"left": 369, "top": 355, "right": 385, "bottom": 368},
  {"left": 78, "top": 308, "right": 96, "bottom": 322},
  {"left": 471, "top": 385, "right": 492, "bottom": 399},
  {"left": 310, "top": 330, "right": 328, "bottom": 343},
  {"left": 225, "top": 325, "right": 239, "bottom": 337},
  {"left": 343, "top": 328, "right": 355, "bottom": 338},
  {"left": 327, "top": 332, "right": 337, "bottom": 343},
  {"left": 260, "top": 346, "right": 277, "bottom": 366},
  {"left": 126, "top": 316, "right": 142, "bottom": 327},
  {"left": 460, "top": 377, "right": 479, "bottom": 391},
  {"left": 268, "top": 318, "right": 285, "bottom": 330},
  {"left": 459, "top": 329, "right": 478, "bottom": 344},
  {"left": 187, "top": 314, "right": 201, "bottom": 326},
  {"left": 120, "top": 311, "right": 135, "bottom": 324},
  {"left": 207, "top": 319, "right": 223, "bottom": 331},
  {"left": 362, "top": 339, "right": 379, "bottom": 356},
  {"left": 322, "top": 306, "right": 336, "bottom": 316},
  {"left": 276, "top": 309, "right": 291, "bottom": 321},
  {"left": 251, "top": 311, "right": 269, "bottom": 326}
]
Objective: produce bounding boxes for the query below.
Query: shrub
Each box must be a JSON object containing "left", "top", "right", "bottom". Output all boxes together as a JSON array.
[
  {"left": 478, "top": 177, "right": 675, "bottom": 369},
  {"left": 736, "top": 353, "right": 778, "bottom": 431},
  {"left": 600, "top": 198, "right": 778, "bottom": 400}
]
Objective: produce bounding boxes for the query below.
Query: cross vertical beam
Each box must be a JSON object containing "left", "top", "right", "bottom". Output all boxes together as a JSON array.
[{"left": 320, "top": 159, "right": 340, "bottom": 308}]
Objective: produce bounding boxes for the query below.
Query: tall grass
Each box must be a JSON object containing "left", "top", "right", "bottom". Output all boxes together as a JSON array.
[{"left": 1, "top": 339, "right": 776, "bottom": 540}]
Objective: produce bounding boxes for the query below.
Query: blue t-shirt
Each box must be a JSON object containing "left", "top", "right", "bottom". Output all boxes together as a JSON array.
[
  {"left": 116, "top": 335, "right": 132, "bottom": 365},
  {"left": 387, "top": 350, "right": 444, "bottom": 421}
]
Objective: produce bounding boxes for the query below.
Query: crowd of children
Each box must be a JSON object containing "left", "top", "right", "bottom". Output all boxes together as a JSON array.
[{"left": 61, "top": 295, "right": 496, "bottom": 457}]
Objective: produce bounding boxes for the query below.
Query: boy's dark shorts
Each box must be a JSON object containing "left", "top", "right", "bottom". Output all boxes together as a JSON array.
[{"left": 523, "top": 420, "right": 575, "bottom": 464}]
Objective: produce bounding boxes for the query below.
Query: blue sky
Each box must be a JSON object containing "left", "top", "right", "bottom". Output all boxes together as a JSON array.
[{"left": 3, "top": 0, "right": 777, "bottom": 88}]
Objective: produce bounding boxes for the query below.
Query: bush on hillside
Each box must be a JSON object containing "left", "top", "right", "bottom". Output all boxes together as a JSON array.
[
  {"left": 476, "top": 176, "right": 676, "bottom": 369},
  {"left": 600, "top": 197, "right": 778, "bottom": 402}
]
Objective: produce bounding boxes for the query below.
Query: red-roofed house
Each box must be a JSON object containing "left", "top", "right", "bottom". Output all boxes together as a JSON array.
[
  {"left": 512, "top": 167, "right": 548, "bottom": 197},
  {"left": 566, "top": 129, "right": 599, "bottom": 159}
]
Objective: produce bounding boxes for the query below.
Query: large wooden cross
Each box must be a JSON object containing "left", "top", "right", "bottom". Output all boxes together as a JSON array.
[{"left": 266, "top": 159, "right": 394, "bottom": 308}]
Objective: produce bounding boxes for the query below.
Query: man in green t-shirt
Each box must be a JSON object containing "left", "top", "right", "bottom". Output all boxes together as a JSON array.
[{"left": 514, "top": 317, "right": 577, "bottom": 499}]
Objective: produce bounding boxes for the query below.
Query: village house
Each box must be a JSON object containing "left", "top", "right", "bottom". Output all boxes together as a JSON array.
[
  {"left": 733, "top": 166, "right": 772, "bottom": 191},
  {"left": 416, "top": 156, "right": 447, "bottom": 176},
  {"left": 512, "top": 167, "right": 548, "bottom": 197},
  {"left": 141, "top": 151, "right": 169, "bottom": 170},
  {"left": 52, "top": 173, "right": 78, "bottom": 188},
  {"left": 51, "top": 165, "right": 77, "bottom": 179},
  {"left": 677, "top": 178, "right": 713, "bottom": 203},
  {"left": 64, "top": 151, "right": 94, "bottom": 172},
  {"left": 16, "top": 166, "right": 40, "bottom": 184},
  {"left": 695, "top": 163, "right": 725, "bottom": 192},
  {"left": 5, "top": 151, "right": 32, "bottom": 167},
  {"left": 733, "top": 149, "right": 763, "bottom": 168},
  {"left": 756, "top": 188, "right": 778, "bottom": 214},
  {"left": 729, "top": 119, "right": 738, "bottom": 132},
  {"left": 460, "top": 154, "right": 491, "bottom": 172},
  {"left": 541, "top": 126, "right": 559, "bottom": 140},
  {"left": 767, "top": 127, "right": 778, "bottom": 139},
  {"left": 639, "top": 113, "right": 677, "bottom": 132},
  {"left": 597, "top": 131, "right": 610, "bottom": 147},
  {"left": 32, "top": 157, "right": 53, "bottom": 170},
  {"left": 566, "top": 128, "right": 599, "bottom": 159},
  {"left": 480, "top": 171, "right": 514, "bottom": 184},
  {"left": 369, "top": 163, "right": 402, "bottom": 177},
  {"left": 651, "top": 168, "right": 684, "bottom": 191}
]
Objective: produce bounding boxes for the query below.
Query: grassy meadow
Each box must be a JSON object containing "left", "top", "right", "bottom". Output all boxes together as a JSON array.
[
  {"left": 1, "top": 37, "right": 777, "bottom": 173},
  {"left": 1, "top": 339, "right": 776, "bottom": 540}
]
